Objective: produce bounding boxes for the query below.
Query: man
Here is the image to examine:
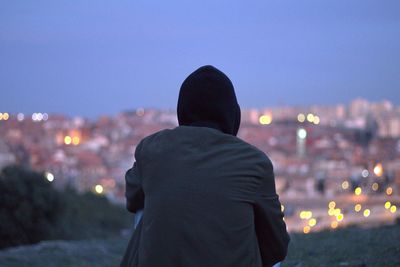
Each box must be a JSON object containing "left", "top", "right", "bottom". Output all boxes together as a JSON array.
[{"left": 121, "top": 65, "right": 289, "bottom": 267}]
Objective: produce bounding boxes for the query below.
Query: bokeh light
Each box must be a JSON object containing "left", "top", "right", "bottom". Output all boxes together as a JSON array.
[
  {"left": 354, "top": 187, "right": 362, "bottom": 196},
  {"left": 390, "top": 205, "right": 397, "bottom": 213},
  {"left": 306, "top": 113, "right": 314, "bottom": 123},
  {"left": 259, "top": 114, "right": 272, "bottom": 125},
  {"left": 308, "top": 218, "right": 317, "bottom": 227},
  {"left": 72, "top": 136, "right": 81, "bottom": 146},
  {"left": 300, "top": 210, "right": 313, "bottom": 220},
  {"left": 386, "top": 187, "right": 393, "bottom": 196},
  {"left": 341, "top": 181, "right": 349, "bottom": 190},
  {"left": 363, "top": 209, "right": 371, "bottom": 217},
  {"left": 313, "top": 115, "right": 320, "bottom": 125},
  {"left": 372, "top": 183, "right": 379, "bottom": 191},
  {"left": 3, "top": 113, "right": 9, "bottom": 120},
  {"left": 361, "top": 169, "right": 369, "bottom": 178},
  {"left": 297, "top": 128, "right": 307, "bottom": 139},
  {"left": 95, "top": 184, "right": 104, "bottom": 194},
  {"left": 44, "top": 172, "right": 55, "bottom": 182},
  {"left": 354, "top": 204, "right": 362, "bottom": 212},
  {"left": 373, "top": 163, "right": 383, "bottom": 177},
  {"left": 333, "top": 209, "right": 341, "bottom": 217},
  {"left": 297, "top": 113, "right": 305, "bottom": 123},
  {"left": 17, "top": 113, "right": 25, "bottom": 121},
  {"left": 64, "top": 136, "right": 72, "bottom": 145}
]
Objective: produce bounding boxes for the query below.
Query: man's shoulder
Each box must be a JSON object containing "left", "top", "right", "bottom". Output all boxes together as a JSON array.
[
  {"left": 139, "top": 128, "right": 173, "bottom": 144},
  {"left": 234, "top": 137, "right": 273, "bottom": 169},
  {"left": 137, "top": 126, "right": 273, "bottom": 169},
  {"left": 134, "top": 128, "right": 171, "bottom": 156}
]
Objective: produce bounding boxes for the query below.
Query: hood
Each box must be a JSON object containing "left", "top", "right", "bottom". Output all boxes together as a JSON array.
[{"left": 177, "top": 65, "right": 241, "bottom": 136}]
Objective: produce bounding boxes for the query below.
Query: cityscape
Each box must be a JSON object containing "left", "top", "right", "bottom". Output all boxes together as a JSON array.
[{"left": 1, "top": 98, "right": 399, "bottom": 234}]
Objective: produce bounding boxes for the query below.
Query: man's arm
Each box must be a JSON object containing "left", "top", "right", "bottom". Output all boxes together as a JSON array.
[
  {"left": 125, "top": 162, "right": 144, "bottom": 213},
  {"left": 254, "top": 160, "right": 290, "bottom": 267}
]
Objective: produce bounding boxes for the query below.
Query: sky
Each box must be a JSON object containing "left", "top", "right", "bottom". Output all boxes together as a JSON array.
[{"left": 1, "top": 0, "right": 399, "bottom": 118}]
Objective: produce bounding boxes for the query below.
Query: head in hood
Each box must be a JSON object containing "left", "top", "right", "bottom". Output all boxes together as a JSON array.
[{"left": 177, "top": 65, "right": 241, "bottom": 136}]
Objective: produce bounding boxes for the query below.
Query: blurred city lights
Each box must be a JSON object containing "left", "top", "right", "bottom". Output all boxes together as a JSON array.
[
  {"left": 372, "top": 183, "right": 379, "bottom": 191},
  {"left": 341, "top": 181, "right": 349, "bottom": 190},
  {"left": 300, "top": 210, "right": 313, "bottom": 220},
  {"left": 313, "top": 116, "right": 320, "bottom": 125},
  {"left": 333, "top": 209, "right": 341, "bottom": 217},
  {"left": 386, "top": 187, "right": 393, "bottom": 196},
  {"left": 17, "top": 113, "right": 25, "bottom": 121},
  {"left": 64, "top": 136, "right": 72, "bottom": 145},
  {"left": 354, "top": 187, "right": 362, "bottom": 196},
  {"left": 95, "top": 184, "right": 104, "bottom": 194},
  {"left": 306, "top": 113, "right": 314, "bottom": 123},
  {"left": 361, "top": 169, "right": 369, "bottom": 178},
  {"left": 297, "top": 128, "right": 307, "bottom": 139},
  {"left": 72, "top": 136, "right": 80, "bottom": 146},
  {"left": 390, "top": 205, "right": 397, "bottom": 213},
  {"left": 2, "top": 99, "right": 399, "bottom": 234},
  {"left": 45, "top": 172, "right": 55, "bottom": 182},
  {"left": 297, "top": 113, "right": 305, "bottom": 123},
  {"left": 308, "top": 218, "right": 317, "bottom": 227},
  {"left": 259, "top": 114, "right": 272, "bottom": 125},
  {"left": 363, "top": 209, "right": 371, "bottom": 217},
  {"left": 0, "top": 113, "right": 10, "bottom": 121},
  {"left": 373, "top": 163, "right": 383, "bottom": 177},
  {"left": 32, "top": 113, "right": 40, "bottom": 121},
  {"left": 31, "top": 112, "right": 48, "bottom": 122},
  {"left": 354, "top": 204, "right": 362, "bottom": 212}
]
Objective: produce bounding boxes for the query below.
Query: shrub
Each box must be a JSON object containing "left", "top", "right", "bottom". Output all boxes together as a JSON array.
[
  {"left": 0, "top": 165, "right": 63, "bottom": 249},
  {"left": 0, "top": 165, "right": 133, "bottom": 249},
  {"left": 57, "top": 188, "right": 132, "bottom": 239}
]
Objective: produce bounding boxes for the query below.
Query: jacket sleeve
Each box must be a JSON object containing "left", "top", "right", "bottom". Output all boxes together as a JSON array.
[
  {"left": 125, "top": 142, "right": 145, "bottom": 213},
  {"left": 253, "top": 159, "right": 290, "bottom": 267}
]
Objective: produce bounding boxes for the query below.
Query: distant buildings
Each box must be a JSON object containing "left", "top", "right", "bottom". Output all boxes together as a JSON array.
[{"left": 0, "top": 99, "right": 399, "bottom": 204}]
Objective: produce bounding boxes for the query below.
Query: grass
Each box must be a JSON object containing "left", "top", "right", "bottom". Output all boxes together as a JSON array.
[
  {"left": 0, "top": 237, "right": 130, "bottom": 267},
  {"left": 282, "top": 224, "right": 400, "bottom": 267},
  {"left": 0, "top": 224, "right": 399, "bottom": 267}
]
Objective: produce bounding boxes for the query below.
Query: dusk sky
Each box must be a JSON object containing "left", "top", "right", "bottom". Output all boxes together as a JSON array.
[{"left": 1, "top": 1, "right": 399, "bottom": 118}]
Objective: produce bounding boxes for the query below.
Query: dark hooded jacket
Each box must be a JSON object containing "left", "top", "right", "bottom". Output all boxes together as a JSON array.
[{"left": 121, "top": 66, "right": 289, "bottom": 267}]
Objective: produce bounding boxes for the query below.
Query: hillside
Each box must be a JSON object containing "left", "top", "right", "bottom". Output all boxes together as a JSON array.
[{"left": 0, "top": 224, "right": 399, "bottom": 267}]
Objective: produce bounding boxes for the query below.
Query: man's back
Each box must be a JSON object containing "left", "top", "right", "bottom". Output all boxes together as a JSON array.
[{"left": 126, "top": 126, "right": 288, "bottom": 267}]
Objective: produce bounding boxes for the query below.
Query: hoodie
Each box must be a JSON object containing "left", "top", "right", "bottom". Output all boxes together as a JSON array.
[{"left": 177, "top": 65, "right": 241, "bottom": 136}]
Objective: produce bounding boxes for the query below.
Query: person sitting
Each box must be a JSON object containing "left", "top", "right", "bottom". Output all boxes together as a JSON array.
[{"left": 121, "top": 65, "right": 290, "bottom": 267}]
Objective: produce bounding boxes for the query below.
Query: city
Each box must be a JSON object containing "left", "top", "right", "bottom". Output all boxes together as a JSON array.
[{"left": 1, "top": 98, "right": 399, "bottom": 234}]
